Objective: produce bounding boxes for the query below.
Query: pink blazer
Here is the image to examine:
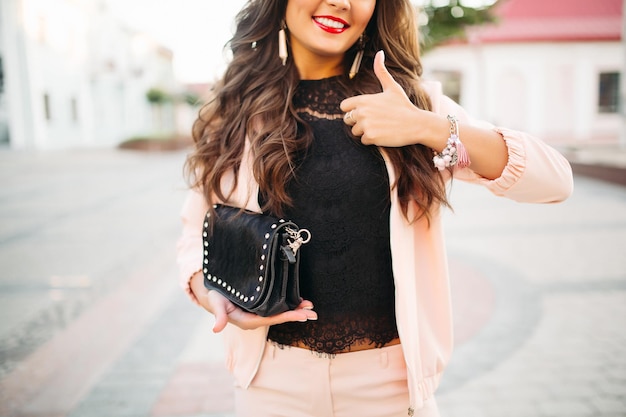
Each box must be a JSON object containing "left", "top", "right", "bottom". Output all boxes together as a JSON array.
[{"left": 176, "top": 81, "right": 573, "bottom": 412}]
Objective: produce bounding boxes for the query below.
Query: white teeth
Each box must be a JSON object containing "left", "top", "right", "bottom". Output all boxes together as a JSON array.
[{"left": 315, "top": 17, "right": 345, "bottom": 29}]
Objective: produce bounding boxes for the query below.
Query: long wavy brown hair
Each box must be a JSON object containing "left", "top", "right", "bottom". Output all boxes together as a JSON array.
[{"left": 185, "top": 0, "right": 450, "bottom": 222}]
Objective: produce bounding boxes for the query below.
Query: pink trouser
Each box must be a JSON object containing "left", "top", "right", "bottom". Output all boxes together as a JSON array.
[{"left": 234, "top": 340, "right": 440, "bottom": 417}]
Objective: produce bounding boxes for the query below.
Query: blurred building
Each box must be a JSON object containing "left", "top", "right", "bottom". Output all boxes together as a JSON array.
[
  {"left": 0, "top": 0, "right": 177, "bottom": 150},
  {"left": 422, "top": 0, "right": 623, "bottom": 144}
]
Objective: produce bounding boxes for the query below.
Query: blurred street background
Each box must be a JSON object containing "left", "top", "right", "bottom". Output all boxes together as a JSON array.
[{"left": 0, "top": 0, "right": 625, "bottom": 416}]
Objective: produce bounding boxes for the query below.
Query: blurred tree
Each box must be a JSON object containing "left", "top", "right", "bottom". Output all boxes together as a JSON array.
[
  {"left": 182, "top": 92, "right": 201, "bottom": 107},
  {"left": 145, "top": 87, "right": 171, "bottom": 104},
  {"left": 145, "top": 87, "right": 172, "bottom": 132},
  {"left": 418, "top": 0, "right": 498, "bottom": 51}
]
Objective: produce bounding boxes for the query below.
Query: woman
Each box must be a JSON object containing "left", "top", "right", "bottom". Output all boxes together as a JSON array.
[{"left": 177, "top": 0, "right": 573, "bottom": 416}]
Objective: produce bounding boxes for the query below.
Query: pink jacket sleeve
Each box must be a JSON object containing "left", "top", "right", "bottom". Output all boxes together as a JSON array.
[
  {"left": 424, "top": 81, "right": 574, "bottom": 203},
  {"left": 176, "top": 188, "right": 209, "bottom": 304}
]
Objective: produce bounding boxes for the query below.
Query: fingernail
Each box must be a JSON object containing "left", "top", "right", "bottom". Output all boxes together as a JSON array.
[{"left": 303, "top": 306, "right": 314, "bottom": 310}]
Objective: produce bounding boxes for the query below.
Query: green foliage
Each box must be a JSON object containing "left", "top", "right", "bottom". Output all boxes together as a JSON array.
[
  {"left": 420, "top": 1, "right": 498, "bottom": 52},
  {"left": 182, "top": 92, "right": 201, "bottom": 106},
  {"left": 146, "top": 87, "right": 202, "bottom": 107},
  {"left": 145, "top": 87, "right": 171, "bottom": 104}
]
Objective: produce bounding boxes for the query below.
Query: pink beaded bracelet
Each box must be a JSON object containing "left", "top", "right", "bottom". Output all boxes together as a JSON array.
[{"left": 433, "top": 115, "right": 471, "bottom": 171}]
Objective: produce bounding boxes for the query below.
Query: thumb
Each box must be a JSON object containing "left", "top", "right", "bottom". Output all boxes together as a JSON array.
[
  {"left": 373, "top": 50, "right": 401, "bottom": 92},
  {"left": 211, "top": 298, "right": 230, "bottom": 333}
]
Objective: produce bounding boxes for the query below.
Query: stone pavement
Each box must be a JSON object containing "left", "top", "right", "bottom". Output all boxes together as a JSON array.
[{"left": 0, "top": 147, "right": 624, "bottom": 417}]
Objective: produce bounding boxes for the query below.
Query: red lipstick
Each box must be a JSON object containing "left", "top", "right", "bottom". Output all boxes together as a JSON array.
[{"left": 313, "top": 15, "right": 350, "bottom": 34}]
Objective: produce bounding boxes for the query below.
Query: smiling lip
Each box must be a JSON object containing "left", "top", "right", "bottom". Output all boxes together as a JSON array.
[{"left": 313, "top": 16, "right": 350, "bottom": 34}]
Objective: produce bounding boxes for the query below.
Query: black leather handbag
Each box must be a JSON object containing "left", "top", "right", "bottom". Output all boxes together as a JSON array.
[{"left": 202, "top": 204, "right": 311, "bottom": 317}]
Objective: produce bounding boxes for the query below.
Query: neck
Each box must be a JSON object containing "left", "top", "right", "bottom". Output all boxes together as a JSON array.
[
  {"left": 291, "top": 50, "right": 344, "bottom": 80},
  {"left": 295, "top": 58, "right": 344, "bottom": 80}
]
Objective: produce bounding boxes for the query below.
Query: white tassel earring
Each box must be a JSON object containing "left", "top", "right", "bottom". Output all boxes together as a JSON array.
[
  {"left": 278, "top": 22, "right": 288, "bottom": 66},
  {"left": 349, "top": 34, "right": 366, "bottom": 79}
]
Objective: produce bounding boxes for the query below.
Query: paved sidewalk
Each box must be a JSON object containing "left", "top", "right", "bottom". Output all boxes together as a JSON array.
[
  {"left": 437, "top": 175, "right": 626, "bottom": 417},
  {"left": 0, "top": 147, "right": 624, "bottom": 417}
]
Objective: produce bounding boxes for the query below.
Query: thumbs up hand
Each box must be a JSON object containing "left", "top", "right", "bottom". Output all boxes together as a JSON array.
[{"left": 340, "top": 50, "right": 426, "bottom": 147}]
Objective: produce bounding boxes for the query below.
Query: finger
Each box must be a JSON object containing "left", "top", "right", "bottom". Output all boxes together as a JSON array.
[
  {"left": 268, "top": 307, "right": 318, "bottom": 326},
  {"left": 351, "top": 124, "right": 364, "bottom": 138},
  {"left": 211, "top": 297, "right": 230, "bottom": 333},
  {"left": 230, "top": 304, "right": 317, "bottom": 331},
  {"left": 373, "top": 50, "right": 402, "bottom": 93},
  {"left": 340, "top": 97, "right": 356, "bottom": 113},
  {"left": 343, "top": 109, "right": 357, "bottom": 126},
  {"left": 296, "top": 299, "right": 314, "bottom": 310}
]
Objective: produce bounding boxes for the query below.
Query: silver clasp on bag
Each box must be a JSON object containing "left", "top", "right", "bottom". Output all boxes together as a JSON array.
[{"left": 285, "top": 227, "right": 311, "bottom": 256}]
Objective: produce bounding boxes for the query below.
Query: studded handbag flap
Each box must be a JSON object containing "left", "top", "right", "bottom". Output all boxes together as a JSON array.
[{"left": 202, "top": 204, "right": 311, "bottom": 317}]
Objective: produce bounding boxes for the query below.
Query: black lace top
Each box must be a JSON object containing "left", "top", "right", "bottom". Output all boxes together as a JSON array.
[{"left": 265, "top": 76, "right": 399, "bottom": 354}]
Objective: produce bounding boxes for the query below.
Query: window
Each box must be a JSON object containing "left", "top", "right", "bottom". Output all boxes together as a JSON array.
[
  {"left": 0, "top": 56, "right": 4, "bottom": 94},
  {"left": 598, "top": 72, "right": 620, "bottom": 113},
  {"left": 43, "top": 93, "right": 51, "bottom": 120},
  {"left": 70, "top": 97, "right": 78, "bottom": 122}
]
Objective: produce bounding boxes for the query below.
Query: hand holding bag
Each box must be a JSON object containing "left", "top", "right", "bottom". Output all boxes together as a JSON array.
[{"left": 202, "top": 204, "right": 311, "bottom": 317}]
